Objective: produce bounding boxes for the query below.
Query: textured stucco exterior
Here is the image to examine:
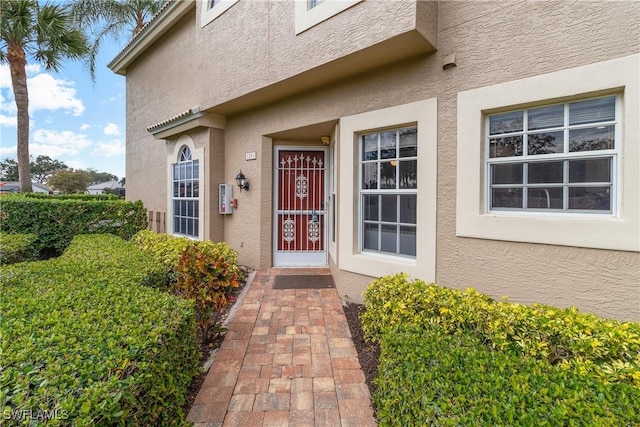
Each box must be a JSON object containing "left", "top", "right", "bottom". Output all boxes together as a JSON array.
[
  {"left": 124, "top": 10, "right": 198, "bottom": 214},
  {"left": 114, "top": 0, "right": 640, "bottom": 321}
]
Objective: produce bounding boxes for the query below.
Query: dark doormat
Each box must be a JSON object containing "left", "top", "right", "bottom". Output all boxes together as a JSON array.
[{"left": 272, "top": 274, "right": 335, "bottom": 289}]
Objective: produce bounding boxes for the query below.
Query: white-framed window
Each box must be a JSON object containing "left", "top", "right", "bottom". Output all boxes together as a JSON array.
[
  {"left": 308, "top": 0, "right": 325, "bottom": 10},
  {"left": 339, "top": 98, "right": 437, "bottom": 280},
  {"left": 172, "top": 146, "right": 200, "bottom": 238},
  {"left": 486, "top": 96, "right": 618, "bottom": 214},
  {"left": 360, "top": 126, "right": 417, "bottom": 257},
  {"left": 295, "top": 0, "right": 362, "bottom": 34},
  {"left": 457, "top": 54, "right": 639, "bottom": 252},
  {"left": 200, "top": 0, "right": 239, "bottom": 28}
]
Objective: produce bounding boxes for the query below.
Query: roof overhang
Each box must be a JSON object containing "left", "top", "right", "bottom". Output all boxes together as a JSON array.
[
  {"left": 147, "top": 107, "right": 226, "bottom": 139},
  {"left": 208, "top": 29, "right": 435, "bottom": 116},
  {"left": 108, "top": 0, "right": 195, "bottom": 76}
]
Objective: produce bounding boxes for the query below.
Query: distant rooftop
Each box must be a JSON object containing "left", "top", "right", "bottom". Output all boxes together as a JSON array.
[
  {"left": 0, "top": 181, "right": 51, "bottom": 193},
  {"left": 86, "top": 180, "right": 124, "bottom": 191}
]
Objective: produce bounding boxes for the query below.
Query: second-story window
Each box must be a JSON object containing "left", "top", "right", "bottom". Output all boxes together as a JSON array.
[
  {"left": 201, "top": 0, "right": 240, "bottom": 27},
  {"left": 307, "top": 0, "right": 325, "bottom": 10},
  {"left": 295, "top": 0, "right": 362, "bottom": 34}
]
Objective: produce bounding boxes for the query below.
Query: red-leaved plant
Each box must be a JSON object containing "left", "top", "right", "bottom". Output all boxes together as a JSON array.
[{"left": 174, "top": 242, "right": 239, "bottom": 342}]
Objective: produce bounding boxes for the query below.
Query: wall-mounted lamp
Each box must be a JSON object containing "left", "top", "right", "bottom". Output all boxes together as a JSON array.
[
  {"left": 321, "top": 136, "right": 331, "bottom": 145},
  {"left": 235, "top": 170, "right": 249, "bottom": 192}
]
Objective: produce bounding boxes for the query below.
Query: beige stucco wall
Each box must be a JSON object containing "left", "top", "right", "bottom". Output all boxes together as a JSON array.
[
  {"left": 125, "top": 11, "right": 197, "bottom": 214},
  {"left": 433, "top": 0, "right": 640, "bottom": 320},
  {"left": 122, "top": 1, "right": 639, "bottom": 320},
  {"left": 194, "top": 0, "right": 434, "bottom": 112}
]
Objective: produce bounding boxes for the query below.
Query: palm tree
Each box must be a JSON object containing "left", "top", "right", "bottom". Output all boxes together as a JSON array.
[
  {"left": 0, "top": 0, "right": 88, "bottom": 192},
  {"left": 70, "top": 0, "right": 164, "bottom": 80}
]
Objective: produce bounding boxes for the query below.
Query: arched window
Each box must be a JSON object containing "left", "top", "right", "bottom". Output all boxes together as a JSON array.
[
  {"left": 172, "top": 145, "right": 199, "bottom": 237},
  {"left": 180, "top": 146, "right": 192, "bottom": 162}
]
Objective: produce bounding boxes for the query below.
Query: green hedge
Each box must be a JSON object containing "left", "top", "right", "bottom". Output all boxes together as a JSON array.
[
  {"left": 362, "top": 274, "right": 640, "bottom": 426},
  {"left": 1, "top": 234, "right": 198, "bottom": 426},
  {"left": 375, "top": 324, "right": 639, "bottom": 426},
  {"left": 0, "top": 194, "right": 146, "bottom": 255},
  {"left": 0, "top": 233, "right": 38, "bottom": 265},
  {"left": 362, "top": 273, "right": 640, "bottom": 385}
]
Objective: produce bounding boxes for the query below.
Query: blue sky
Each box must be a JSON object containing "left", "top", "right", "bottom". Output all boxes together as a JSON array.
[{"left": 0, "top": 39, "right": 126, "bottom": 179}]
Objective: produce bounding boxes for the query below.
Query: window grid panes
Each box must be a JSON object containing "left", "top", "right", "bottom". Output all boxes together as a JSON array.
[
  {"left": 173, "top": 146, "right": 199, "bottom": 237},
  {"left": 487, "top": 96, "right": 617, "bottom": 213},
  {"left": 361, "top": 126, "right": 417, "bottom": 257}
]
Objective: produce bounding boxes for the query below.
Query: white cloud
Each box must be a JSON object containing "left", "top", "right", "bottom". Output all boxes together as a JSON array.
[
  {"left": 0, "top": 65, "right": 84, "bottom": 117},
  {"left": 30, "top": 129, "right": 92, "bottom": 157},
  {"left": 92, "top": 139, "right": 125, "bottom": 157},
  {"left": 103, "top": 123, "right": 120, "bottom": 136},
  {"left": 80, "top": 124, "right": 91, "bottom": 131},
  {"left": 25, "top": 64, "right": 42, "bottom": 75},
  {"left": 0, "top": 67, "right": 15, "bottom": 117},
  {"left": 106, "top": 93, "right": 123, "bottom": 103},
  {"left": 0, "top": 114, "right": 15, "bottom": 127},
  {"left": 0, "top": 65, "right": 11, "bottom": 89},
  {"left": 0, "top": 144, "right": 16, "bottom": 157},
  {"left": 28, "top": 74, "right": 84, "bottom": 116},
  {"left": 64, "top": 159, "right": 86, "bottom": 170}
]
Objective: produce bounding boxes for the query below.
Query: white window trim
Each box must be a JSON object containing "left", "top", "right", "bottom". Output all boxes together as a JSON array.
[
  {"left": 167, "top": 135, "right": 205, "bottom": 240},
  {"left": 338, "top": 98, "right": 437, "bottom": 280},
  {"left": 457, "top": 54, "right": 640, "bottom": 252},
  {"left": 328, "top": 133, "right": 338, "bottom": 263},
  {"left": 295, "top": 0, "right": 362, "bottom": 35},
  {"left": 200, "top": 0, "right": 239, "bottom": 28}
]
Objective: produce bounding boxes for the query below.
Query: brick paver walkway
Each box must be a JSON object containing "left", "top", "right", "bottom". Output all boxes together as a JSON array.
[{"left": 187, "top": 268, "right": 377, "bottom": 427}]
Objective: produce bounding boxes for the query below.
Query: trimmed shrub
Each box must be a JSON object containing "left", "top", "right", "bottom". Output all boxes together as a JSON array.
[
  {"left": 362, "top": 273, "right": 640, "bottom": 386},
  {"left": 0, "top": 194, "right": 147, "bottom": 255},
  {"left": 0, "top": 233, "right": 38, "bottom": 265},
  {"left": 59, "top": 234, "right": 169, "bottom": 290},
  {"left": 131, "top": 230, "right": 242, "bottom": 341},
  {"left": 375, "top": 324, "right": 640, "bottom": 426},
  {"left": 1, "top": 235, "right": 198, "bottom": 426},
  {"left": 130, "top": 230, "right": 191, "bottom": 274},
  {"left": 131, "top": 229, "right": 243, "bottom": 280}
]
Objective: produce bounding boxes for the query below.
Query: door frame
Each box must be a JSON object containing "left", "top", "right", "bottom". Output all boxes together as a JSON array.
[{"left": 273, "top": 145, "right": 329, "bottom": 267}]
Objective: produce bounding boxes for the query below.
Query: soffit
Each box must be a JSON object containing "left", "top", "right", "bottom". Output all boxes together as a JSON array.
[{"left": 267, "top": 120, "right": 338, "bottom": 141}]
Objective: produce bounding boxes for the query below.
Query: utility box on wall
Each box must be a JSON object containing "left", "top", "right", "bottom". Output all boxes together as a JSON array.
[{"left": 219, "top": 184, "right": 233, "bottom": 214}]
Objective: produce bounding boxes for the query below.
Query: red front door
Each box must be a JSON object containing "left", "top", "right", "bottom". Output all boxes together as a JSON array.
[{"left": 274, "top": 148, "right": 327, "bottom": 266}]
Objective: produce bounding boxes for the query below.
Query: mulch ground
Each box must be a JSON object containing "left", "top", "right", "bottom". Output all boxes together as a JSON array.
[{"left": 343, "top": 301, "right": 380, "bottom": 412}]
